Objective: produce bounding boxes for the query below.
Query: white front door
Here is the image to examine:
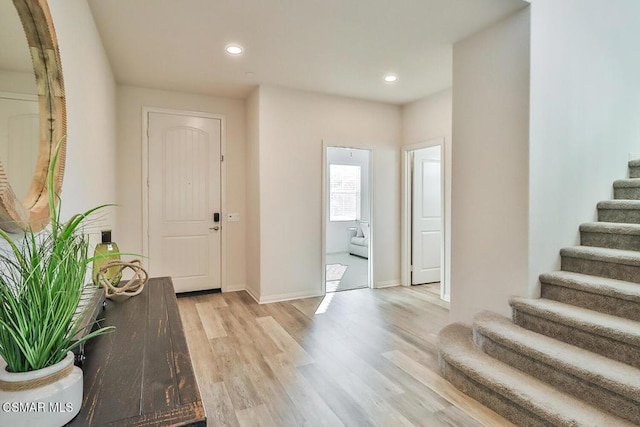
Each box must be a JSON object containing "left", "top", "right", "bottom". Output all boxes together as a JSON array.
[
  {"left": 148, "top": 112, "right": 222, "bottom": 292},
  {"left": 411, "top": 145, "right": 442, "bottom": 285}
]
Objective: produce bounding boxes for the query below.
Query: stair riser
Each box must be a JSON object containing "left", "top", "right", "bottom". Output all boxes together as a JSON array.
[
  {"left": 561, "top": 255, "right": 640, "bottom": 284},
  {"left": 580, "top": 230, "right": 640, "bottom": 251},
  {"left": 439, "top": 357, "right": 548, "bottom": 427},
  {"left": 512, "top": 310, "right": 640, "bottom": 369},
  {"left": 629, "top": 167, "right": 640, "bottom": 179},
  {"left": 614, "top": 187, "right": 640, "bottom": 200},
  {"left": 540, "top": 283, "right": 640, "bottom": 322},
  {"left": 598, "top": 208, "right": 640, "bottom": 223},
  {"left": 473, "top": 332, "right": 640, "bottom": 425}
]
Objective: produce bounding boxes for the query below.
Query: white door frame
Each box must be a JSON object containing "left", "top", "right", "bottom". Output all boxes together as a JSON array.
[
  {"left": 401, "top": 137, "right": 448, "bottom": 300},
  {"left": 141, "top": 107, "right": 228, "bottom": 291},
  {"left": 321, "top": 142, "right": 374, "bottom": 295}
]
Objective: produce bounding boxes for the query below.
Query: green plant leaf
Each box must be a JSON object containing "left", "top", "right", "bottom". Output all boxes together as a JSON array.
[{"left": 0, "top": 136, "right": 118, "bottom": 372}]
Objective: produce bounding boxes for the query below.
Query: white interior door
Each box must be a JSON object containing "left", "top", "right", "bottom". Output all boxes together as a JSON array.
[
  {"left": 411, "top": 146, "right": 442, "bottom": 285},
  {"left": 148, "top": 112, "right": 222, "bottom": 292}
]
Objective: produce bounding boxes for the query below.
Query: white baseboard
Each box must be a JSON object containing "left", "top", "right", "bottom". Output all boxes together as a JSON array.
[
  {"left": 245, "top": 286, "right": 260, "bottom": 303},
  {"left": 259, "top": 289, "right": 322, "bottom": 304},
  {"left": 374, "top": 280, "right": 400, "bottom": 289},
  {"left": 223, "top": 283, "right": 246, "bottom": 293}
]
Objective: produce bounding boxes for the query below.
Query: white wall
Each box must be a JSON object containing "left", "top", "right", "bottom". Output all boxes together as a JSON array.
[
  {"left": 402, "top": 88, "right": 452, "bottom": 298},
  {"left": 451, "top": 8, "right": 530, "bottom": 323},
  {"left": 116, "top": 86, "right": 247, "bottom": 290},
  {"left": 403, "top": 89, "right": 452, "bottom": 146},
  {"left": 528, "top": 0, "right": 640, "bottom": 292},
  {"left": 254, "top": 85, "right": 401, "bottom": 302},
  {"left": 0, "top": 70, "right": 35, "bottom": 94},
  {"left": 325, "top": 147, "right": 371, "bottom": 254},
  {"left": 245, "top": 88, "right": 261, "bottom": 298},
  {"left": 49, "top": 0, "right": 117, "bottom": 248}
]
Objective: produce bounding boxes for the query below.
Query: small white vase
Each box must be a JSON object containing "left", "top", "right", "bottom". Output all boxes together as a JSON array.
[{"left": 0, "top": 352, "right": 83, "bottom": 427}]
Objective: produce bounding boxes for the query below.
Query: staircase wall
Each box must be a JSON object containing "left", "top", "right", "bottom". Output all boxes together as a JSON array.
[
  {"left": 528, "top": 0, "right": 640, "bottom": 296},
  {"left": 450, "top": 8, "right": 531, "bottom": 323}
]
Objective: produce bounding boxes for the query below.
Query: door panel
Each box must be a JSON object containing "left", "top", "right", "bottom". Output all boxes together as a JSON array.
[
  {"left": 148, "top": 112, "right": 221, "bottom": 292},
  {"left": 412, "top": 146, "right": 442, "bottom": 285}
]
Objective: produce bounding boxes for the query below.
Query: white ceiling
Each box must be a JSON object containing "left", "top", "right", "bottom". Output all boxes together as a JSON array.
[{"left": 86, "top": 0, "right": 527, "bottom": 105}]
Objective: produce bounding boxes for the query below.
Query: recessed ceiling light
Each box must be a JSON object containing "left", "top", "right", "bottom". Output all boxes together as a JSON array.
[
  {"left": 384, "top": 74, "right": 398, "bottom": 83},
  {"left": 225, "top": 44, "right": 244, "bottom": 55}
]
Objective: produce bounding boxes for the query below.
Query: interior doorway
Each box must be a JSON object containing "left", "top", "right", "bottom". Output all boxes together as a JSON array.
[
  {"left": 323, "top": 146, "right": 372, "bottom": 294},
  {"left": 402, "top": 138, "right": 447, "bottom": 299}
]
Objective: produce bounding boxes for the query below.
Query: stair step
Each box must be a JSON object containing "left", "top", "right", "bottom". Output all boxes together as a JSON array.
[
  {"left": 437, "top": 324, "right": 635, "bottom": 427},
  {"left": 473, "top": 312, "right": 640, "bottom": 424},
  {"left": 560, "top": 245, "right": 640, "bottom": 283},
  {"left": 614, "top": 179, "right": 640, "bottom": 199},
  {"left": 629, "top": 159, "right": 640, "bottom": 178},
  {"left": 540, "top": 271, "right": 640, "bottom": 321},
  {"left": 580, "top": 221, "right": 640, "bottom": 251},
  {"left": 510, "top": 297, "right": 640, "bottom": 368},
  {"left": 597, "top": 200, "right": 640, "bottom": 223}
]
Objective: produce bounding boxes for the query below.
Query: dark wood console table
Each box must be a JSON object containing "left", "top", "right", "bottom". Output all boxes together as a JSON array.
[{"left": 67, "top": 277, "right": 206, "bottom": 426}]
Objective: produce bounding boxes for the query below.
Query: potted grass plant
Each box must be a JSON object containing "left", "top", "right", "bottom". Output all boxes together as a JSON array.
[{"left": 0, "top": 142, "right": 114, "bottom": 427}]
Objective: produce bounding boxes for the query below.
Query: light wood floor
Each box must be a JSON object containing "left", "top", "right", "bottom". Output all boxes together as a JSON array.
[{"left": 177, "top": 284, "right": 513, "bottom": 427}]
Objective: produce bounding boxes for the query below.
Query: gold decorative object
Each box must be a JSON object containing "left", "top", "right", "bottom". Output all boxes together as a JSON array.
[{"left": 97, "top": 260, "right": 149, "bottom": 298}]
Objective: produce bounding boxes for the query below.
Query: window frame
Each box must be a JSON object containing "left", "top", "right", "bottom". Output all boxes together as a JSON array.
[{"left": 329, "top": 163, "right": 361, "bottom": 222}]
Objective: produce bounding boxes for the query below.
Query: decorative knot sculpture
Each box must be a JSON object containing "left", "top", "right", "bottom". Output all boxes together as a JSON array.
[{"left": 97, "top": 259, "right": 149, "bottom": 298}]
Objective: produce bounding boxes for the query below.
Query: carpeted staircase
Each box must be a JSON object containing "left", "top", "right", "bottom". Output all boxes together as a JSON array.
[{"left": 438, "top": 160, "right": 640, "bottom": 426}]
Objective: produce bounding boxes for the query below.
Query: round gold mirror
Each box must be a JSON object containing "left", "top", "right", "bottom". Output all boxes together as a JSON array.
[{"left": 0, "top": 0, "right": 66, "bottom": 233}]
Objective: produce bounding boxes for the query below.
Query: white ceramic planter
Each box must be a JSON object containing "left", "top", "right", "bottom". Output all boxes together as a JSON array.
[{"left": 0, "top": 352, "right": 83, "bottom": 427}]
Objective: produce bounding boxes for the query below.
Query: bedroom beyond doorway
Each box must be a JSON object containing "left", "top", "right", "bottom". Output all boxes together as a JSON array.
[{"left": 323, "top": 146, "right": 372, "bottom": 293}]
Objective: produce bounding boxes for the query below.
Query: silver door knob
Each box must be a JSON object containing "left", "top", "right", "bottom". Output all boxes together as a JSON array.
[{"left": 210, "top": 226, "right": 220, "bottom": 231}]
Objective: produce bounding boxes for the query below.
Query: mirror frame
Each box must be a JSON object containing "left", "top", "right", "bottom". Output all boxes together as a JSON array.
[{"left": 0, "top": 0, "right": 66, "bottom": 233}]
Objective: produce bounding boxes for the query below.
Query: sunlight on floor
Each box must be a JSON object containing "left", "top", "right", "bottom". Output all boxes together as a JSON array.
[{"left": 314, "top": 292, "right": 336, "bottom": 315}]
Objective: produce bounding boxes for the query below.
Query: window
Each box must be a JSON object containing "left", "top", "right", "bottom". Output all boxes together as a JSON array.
[{"left": 329, "top": 164, "right": 361, "bottom": 221}]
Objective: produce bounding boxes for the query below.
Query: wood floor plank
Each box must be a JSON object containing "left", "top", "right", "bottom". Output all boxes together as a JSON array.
[
  {"left": 264, "top": 354, "right": 345, "bottom": 426},
  {"left": 256, "top": 316, "right": 314, "bottom": 367},
  {"left": 382, "top": 350, "right": 515, "bottom": 427},
  {"left": 317, "top": 363, "right": 414, "bottom": 427},
  {"left": 195, "top": 302, "right": 227, "bottom": 339},
  {"left": 177, "top": 296, "right": 204, "bottom": 333},
  {"left": 403, "top": 286, "right": 451, "bottom": 310},
  {"left": 298, "top": 363, "right": 374, "bottom": 426},
  {"left": 386, "top": 393, "right": 451, "bottom": 427},
  {"left": 195, "top": 291, "right": 229, "bottom": 308},
  {"left": 235, "top": 403, "right": 277, "bottom": 427},
  {"left": 243, "top": 360, "right": 307, "bottom": 426},
  {"left": 434, "top": 405, "right": 485, "bottom": 427},
  {"left": 177, "top": 286, "right": 513, "bottom": 427},
  {"left": 200, "top": 381, "right": 239, "bottom": 427},
  {"left": 222, "top": 366, "right": 265, "bottom": 411},
  {"left": 301, "top": 329, "right": 405, "bottom": 399}
]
